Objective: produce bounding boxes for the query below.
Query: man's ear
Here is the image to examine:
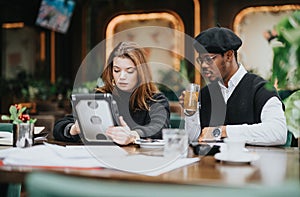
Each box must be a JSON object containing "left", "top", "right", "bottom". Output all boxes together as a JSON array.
[{"left": 225, "top": 50, "right": 234, "bottom": 62}]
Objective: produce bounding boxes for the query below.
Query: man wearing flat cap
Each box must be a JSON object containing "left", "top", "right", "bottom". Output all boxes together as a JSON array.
[{"left": 180, "top": 27, "right": 287, "bottom": 146}]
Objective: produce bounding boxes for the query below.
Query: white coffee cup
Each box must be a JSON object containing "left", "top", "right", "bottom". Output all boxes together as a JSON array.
[{"left": 223, "top": 137, "right": 246, "bottom": 159}]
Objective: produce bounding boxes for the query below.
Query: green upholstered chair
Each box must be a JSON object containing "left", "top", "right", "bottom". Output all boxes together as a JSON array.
[
  {"left": 25, "top": 171, "right": 300, "bottom": 197},
  {"left": 170, "top": 113, "right": 184, "bottom": 128},
  {"left": 0, "top": 184, "right": 21, "bottom": 197},
  {"left": 0, "top": 123, "right": 21, "bottom": 197},
  {"left": 0, "top": 123, "right": 14, "bottom": 133},
  {"left": 282, "top": 130, "right": 294, "bottom": 147}
]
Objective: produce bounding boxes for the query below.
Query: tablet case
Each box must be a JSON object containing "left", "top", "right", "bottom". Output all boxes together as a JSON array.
[{"left": 71, "top": 93, "right": 120, "bottom": 145}]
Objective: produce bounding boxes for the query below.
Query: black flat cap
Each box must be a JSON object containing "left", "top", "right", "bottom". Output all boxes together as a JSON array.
[{"left": 193, "top": 27, "right": 242, "bottom": 54}]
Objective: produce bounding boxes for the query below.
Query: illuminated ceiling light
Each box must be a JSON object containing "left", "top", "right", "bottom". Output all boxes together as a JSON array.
[{"left": 2, "top": 22, "right": 24, "bottom": 29}]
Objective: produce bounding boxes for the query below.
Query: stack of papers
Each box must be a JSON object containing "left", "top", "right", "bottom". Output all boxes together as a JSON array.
[
  {"left": 0, "top": 143, "right": 200, "bottom": 176},
  {"left": 0, "top": 131, "right": 12, "bottom": 146},
  {"left": 0, "top": 123, "right": 13, "bottom": 145},
  {"left": 0, "top": 126, "right": 45, "bottom": 146}
]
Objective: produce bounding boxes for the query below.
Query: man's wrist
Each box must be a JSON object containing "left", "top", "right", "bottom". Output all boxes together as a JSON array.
[{"left": 220, "top": 126, "right": 227, "bottom": 138}]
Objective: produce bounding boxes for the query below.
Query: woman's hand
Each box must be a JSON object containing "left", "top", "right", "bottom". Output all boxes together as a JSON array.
[
  {"left": 106, "top": 116, "right": 139, "bottom": 145},
  {"left": 70, "top": 120, "right": 80, "bottom": 135}
]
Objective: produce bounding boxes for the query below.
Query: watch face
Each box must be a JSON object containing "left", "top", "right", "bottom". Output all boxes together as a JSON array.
[{"left": 212, "top": 128, "right": 221, "bottom": 137}]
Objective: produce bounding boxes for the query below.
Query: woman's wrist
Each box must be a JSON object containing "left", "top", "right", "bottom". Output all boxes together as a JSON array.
[
  {"left": 130, "top": 130, "right": 140, "bottom": 143},
  {"left": 69, "top": 124, "right": 78, "bottom": 136}
]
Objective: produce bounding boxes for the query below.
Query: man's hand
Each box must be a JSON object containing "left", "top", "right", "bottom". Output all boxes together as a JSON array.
[{"left": 178, "top": 90, "right": 186, "bottom": 108}]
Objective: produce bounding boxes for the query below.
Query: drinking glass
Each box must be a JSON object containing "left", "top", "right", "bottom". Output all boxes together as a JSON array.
[
  {"left": 183, "top": 83, "right": 200, "bottom": 113},
  {"left": 13, "top": 123, "right": 34, "bottom": 148},
  {"left": 163, "top": 129, "right": 188, "bottom": 158}
]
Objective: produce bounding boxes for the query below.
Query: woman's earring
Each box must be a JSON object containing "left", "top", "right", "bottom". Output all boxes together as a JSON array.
[{"left": 112, "top": 79, "right": 115, "bottom": 86}]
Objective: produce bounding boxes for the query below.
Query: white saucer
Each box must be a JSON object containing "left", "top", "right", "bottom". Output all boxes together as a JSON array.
[
  {"left": 214, "top": 151, "right": 260, "bottom": 164},
  {"left": 136, "top": 140, "right": 165, "bottom": 149}
]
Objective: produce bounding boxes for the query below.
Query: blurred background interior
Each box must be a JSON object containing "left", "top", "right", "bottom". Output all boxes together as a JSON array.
[{"left": 0, "top": 0, "right": 299, "bottom": 138}]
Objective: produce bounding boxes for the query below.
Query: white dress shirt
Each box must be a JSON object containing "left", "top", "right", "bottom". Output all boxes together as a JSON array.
[{"left": 185, "top": 65, "right": 287, "bottom": 146}]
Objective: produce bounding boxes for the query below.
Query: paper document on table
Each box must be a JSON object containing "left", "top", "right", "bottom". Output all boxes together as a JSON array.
[
  {"left": 0, "top": 143, "right": 200, "bottom": 176},
  {"left": 146, "top": 157, "right": 200, "bottom": 176},
  {"left": 117, "top": 156, "right": 200, "bottom": 176},
  {"left": 1, "top": 144, "right": 106, "bottom": 168},
  {"left": 34, "top": 126, "right": 45, "bottom": 135},
  {"left": 65, "top": 146, "right": 200, "bottom": 176},
  {"left": 65, "top": 145, "right": 128, "bottom": 158}
]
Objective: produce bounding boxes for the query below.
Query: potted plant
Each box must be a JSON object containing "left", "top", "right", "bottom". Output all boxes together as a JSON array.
[
  {"left": 266, "top": 10, "right": 300, "bottom": 146},
  {"left": 1, "top": 104, "right": 37, "bottom": 147},
  {"left": 268, "top": 10, "right": 300, "bottom": 92}
]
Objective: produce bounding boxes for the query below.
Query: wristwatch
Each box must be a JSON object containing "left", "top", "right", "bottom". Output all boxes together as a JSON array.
[{"left": 212, "top": 127, "right": 222, "bottom": 139}]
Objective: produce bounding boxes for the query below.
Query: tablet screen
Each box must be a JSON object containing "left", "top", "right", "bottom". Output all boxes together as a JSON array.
[{"left": 71, "top": 93, "right": 119, "bottom": 145}]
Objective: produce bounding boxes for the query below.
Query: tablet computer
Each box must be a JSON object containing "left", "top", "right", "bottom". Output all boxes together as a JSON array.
[{"left": 71, "top": 93, "right": 120, "bottom": 145}]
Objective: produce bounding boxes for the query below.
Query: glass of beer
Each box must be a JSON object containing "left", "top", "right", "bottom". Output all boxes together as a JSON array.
[{"left": 184, "top": 83, "right": 200, "bottom": 114}]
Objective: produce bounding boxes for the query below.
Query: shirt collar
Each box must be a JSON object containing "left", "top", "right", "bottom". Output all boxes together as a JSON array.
[
  {"left": 218, "top": 64, "right": 247, "bottom": 88},
  {"left": 230, "top": 64, "right": 247, "bottom": 87}
]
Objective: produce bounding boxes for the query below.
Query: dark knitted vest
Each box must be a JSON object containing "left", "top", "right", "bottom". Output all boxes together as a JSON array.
[{"left": 199, "top": 73, "right": 281, "bottom": 128}]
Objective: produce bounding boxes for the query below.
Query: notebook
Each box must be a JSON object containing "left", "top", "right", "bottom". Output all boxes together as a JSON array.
[{"left": 71, "top": 93, "right": 120, "bottom": 145}]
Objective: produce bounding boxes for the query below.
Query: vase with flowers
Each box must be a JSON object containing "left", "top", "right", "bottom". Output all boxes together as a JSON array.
[{"left": 1, "top": 104, "right": 37, "bottom": 147}]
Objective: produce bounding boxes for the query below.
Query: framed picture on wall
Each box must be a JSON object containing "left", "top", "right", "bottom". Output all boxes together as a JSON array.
[{"left": 35, "top": 0, "right": 76, "bottom": 34}]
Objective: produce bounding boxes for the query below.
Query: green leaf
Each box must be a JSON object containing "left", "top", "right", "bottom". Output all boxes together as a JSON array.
[
  {"left": 9, "top": 105, "right": 18, "bottom": 121},
  {"left": 29, "top": 118, "right": 37, "bottom": 124},
  {"left": 1, "top": 115, "right": 11, "bottom": 121},
  {"left": 284, "top": 90, "right": 300, "bottom": 138},
  {"left": 17, "top": 107, "right": 27, "bottom": 117},
  {"left": 9, "top": 105, "right": 17, "bottom": 115},
  {"left": 13, "top": 119, "right": 23, "bottom": 124}
]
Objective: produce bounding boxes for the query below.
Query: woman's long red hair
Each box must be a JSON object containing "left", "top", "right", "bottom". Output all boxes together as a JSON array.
[{"left": 96, "top": 42, "right": 158, "bottom": 111}]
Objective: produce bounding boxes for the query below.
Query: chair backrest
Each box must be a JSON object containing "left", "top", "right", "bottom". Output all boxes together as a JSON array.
[
  {"left": 0, "top": 122, "right": 21, "bottom": 197},
  {"left": 25, "top": 171, "right": 300, "bottom": 197},
  {"left": 280, "top": 130, "right": 293, "bottom": 147},
  {"left": 0, "top": 123, "right": 13, "bottom": 132},
  {"left": 0, "top": 183, "right": 21, "bottom": 197}
]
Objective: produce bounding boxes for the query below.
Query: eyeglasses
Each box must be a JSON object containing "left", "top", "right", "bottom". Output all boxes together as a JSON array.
[{"left": 196, "top": 55, "right": 218, "bottom": 65}]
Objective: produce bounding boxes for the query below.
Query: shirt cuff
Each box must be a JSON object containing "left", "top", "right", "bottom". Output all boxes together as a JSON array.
[
  {"left": 63, "top": 123, "right": 74, "bottom": 138},
  {"left": 226, "top": 124, "right": 249, "bottom": 141},
  {"left": 185, "top": 110, "right": 201, "bottom": 142},
  {"left": 62, "top": 123, "right": 81, "bottom": 142}
]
